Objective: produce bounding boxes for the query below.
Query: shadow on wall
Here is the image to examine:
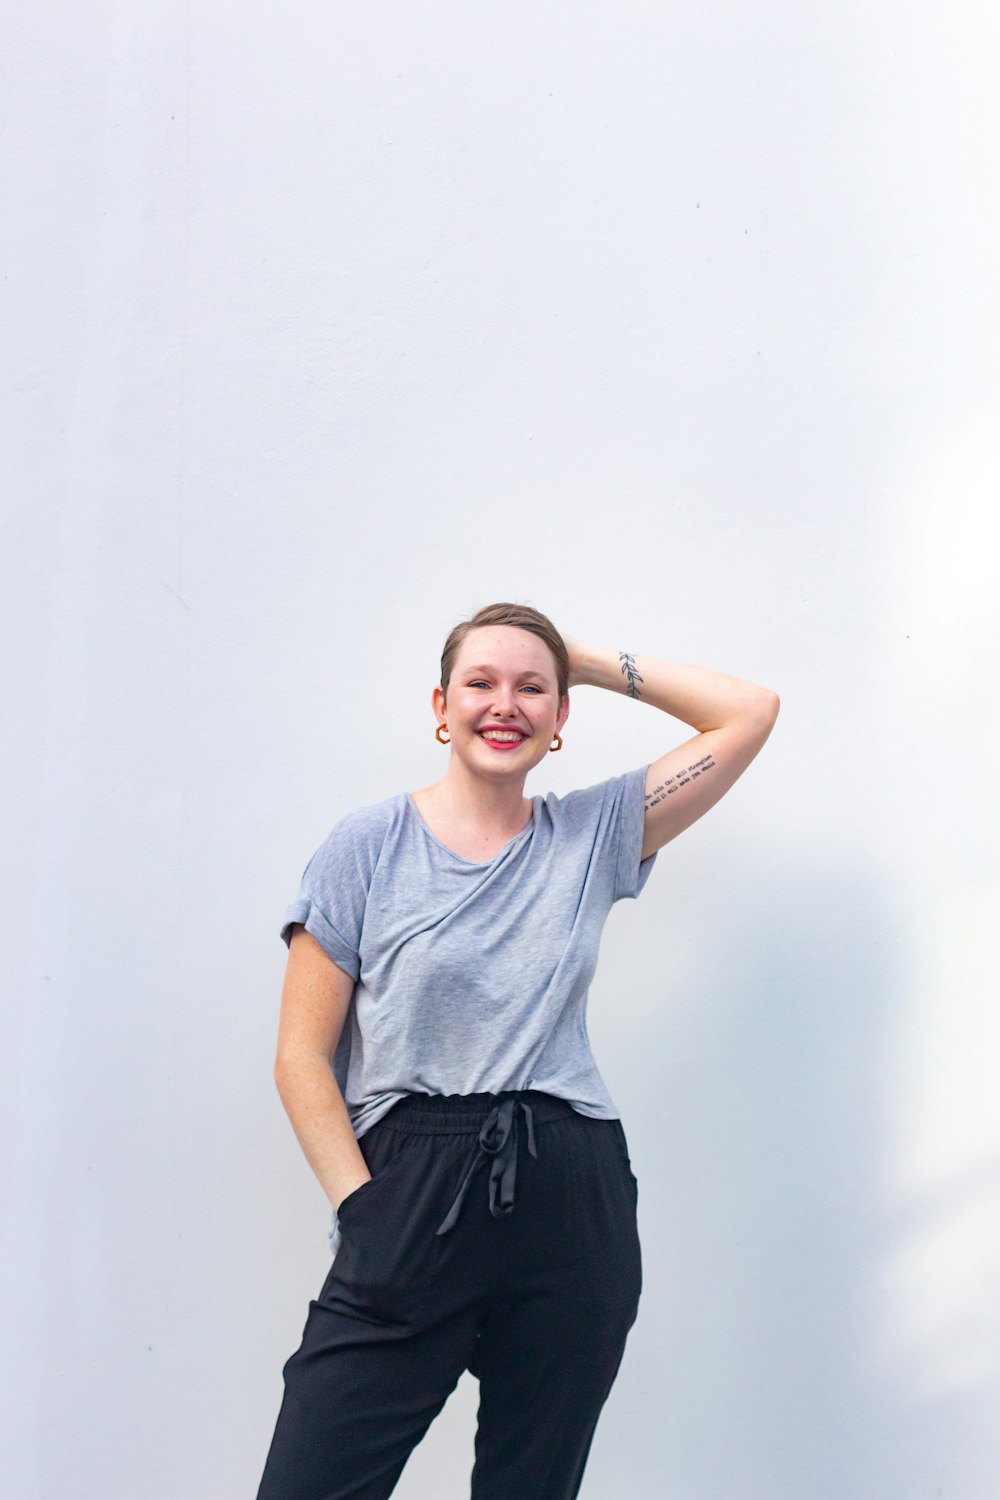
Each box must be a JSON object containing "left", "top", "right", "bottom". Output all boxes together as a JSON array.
[{"left": 591, "top": 839, "right": 952, "bottom": 1500}]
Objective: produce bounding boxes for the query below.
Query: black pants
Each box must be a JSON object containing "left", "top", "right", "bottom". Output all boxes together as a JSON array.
[{"left": 257, "top": 1090, "right": 642, "bottom": 1500}]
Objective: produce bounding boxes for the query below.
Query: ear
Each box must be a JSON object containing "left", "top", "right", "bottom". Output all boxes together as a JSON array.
[
  {"left": 555, "top": 693, "right": 570, "bottom": 734},
  {"left": 432, "top": 685, "right": 447, "bottom": 725}
]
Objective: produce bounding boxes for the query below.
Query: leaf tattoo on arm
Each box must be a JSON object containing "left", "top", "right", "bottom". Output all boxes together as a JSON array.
[{"left": 619, "top": 652, "right": 644, "bottom": 699}]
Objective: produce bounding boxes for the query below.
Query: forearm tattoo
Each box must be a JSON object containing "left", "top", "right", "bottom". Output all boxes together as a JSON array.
[
  {"left": 619, "top": 652, "right": 644, "bottom": 699},
  {"left": 644, "top": 753, "right": 717, "bottom": 808}
]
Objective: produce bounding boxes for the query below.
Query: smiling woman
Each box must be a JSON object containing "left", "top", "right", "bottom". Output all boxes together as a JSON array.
[
  {"left": 411, "top": 608, "right": 572, "bottom": 858},
  {"left": 257, "top": 601, "right": 779, "bottom": 1500}
]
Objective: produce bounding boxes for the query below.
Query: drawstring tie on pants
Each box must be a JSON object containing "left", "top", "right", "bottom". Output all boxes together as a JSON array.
[{"left": 436, "top": 1095, "right": 537, "bottom": 1236}]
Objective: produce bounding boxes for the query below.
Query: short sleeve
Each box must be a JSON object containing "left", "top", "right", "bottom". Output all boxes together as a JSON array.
[
  {"left": 613, "top": 764, "right": 658, "bottom": 901},
  {"left": 280, "top": 808, "right": 383, "bottom": 980}
]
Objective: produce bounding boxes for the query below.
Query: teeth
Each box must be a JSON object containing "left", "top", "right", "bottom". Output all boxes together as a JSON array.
[{"left": 481, "top": 731, "right": 523, "bottom": 742}]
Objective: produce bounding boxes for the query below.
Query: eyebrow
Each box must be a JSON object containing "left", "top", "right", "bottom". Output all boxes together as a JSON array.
[{"left": 463, "top": 663, "right": 549, "bottom": 681}]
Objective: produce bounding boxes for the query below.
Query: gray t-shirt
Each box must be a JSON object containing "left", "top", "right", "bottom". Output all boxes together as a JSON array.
[{"left": 281, "top": 765, "right": 657, "bottom": 1248}]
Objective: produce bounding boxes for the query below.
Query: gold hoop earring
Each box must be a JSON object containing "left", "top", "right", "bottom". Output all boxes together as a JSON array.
[
  {"left": 435, "top": 723, "right": 451, "bottom": 744},
  {"left": 550, "top": 734, "right": 563, "bottom": 752}
]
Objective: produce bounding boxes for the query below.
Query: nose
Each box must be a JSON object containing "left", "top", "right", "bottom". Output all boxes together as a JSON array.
[{"left": 490, "top": 685, "right": 519, "bottom": 717}]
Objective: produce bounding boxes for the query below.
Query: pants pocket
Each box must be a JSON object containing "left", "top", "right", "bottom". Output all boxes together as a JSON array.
[
  {"left": 610, "top": 1117, "right": 640, "bottom": 1198},
  {"left": 336, "top": 1144, "right": 411, "bottom": 1217},
  {"left": 566, "top": 1116, "right": 643, "bottom": 1317},
  {"left": 322, "top": 1132, "right": 447, "bottom": 1324}
]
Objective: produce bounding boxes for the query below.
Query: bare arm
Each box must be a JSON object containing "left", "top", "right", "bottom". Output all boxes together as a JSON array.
[
  {"left": 273, "top": 926, "right": 371, "bottom": 1209},
  {"left": 564, "top": 638, "right": 779, "bottom": 860}
]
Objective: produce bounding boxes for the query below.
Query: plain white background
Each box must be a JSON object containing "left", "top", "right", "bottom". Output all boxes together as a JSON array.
[{"left": 3, "top": 3, "right": 998, "bottom": 1496}]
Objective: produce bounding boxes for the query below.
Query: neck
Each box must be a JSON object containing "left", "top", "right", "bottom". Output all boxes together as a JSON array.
[{"left": 425, "top": 759, "right": 531, "bottom": 830}]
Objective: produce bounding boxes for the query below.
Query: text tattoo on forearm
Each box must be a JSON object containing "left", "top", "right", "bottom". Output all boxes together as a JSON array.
[
  {"left": 644, "top": 754, "right": 717, "bottom": 808},
  {"left": 619, "top": 653, "right": 644, "bottom": 699}
]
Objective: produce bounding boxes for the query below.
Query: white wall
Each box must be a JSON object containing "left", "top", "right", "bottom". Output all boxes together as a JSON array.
[{"left": 3, "top": 3, "right": 998, "bottom": 1496}]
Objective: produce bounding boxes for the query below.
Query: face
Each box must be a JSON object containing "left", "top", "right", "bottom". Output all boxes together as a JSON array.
[{"left": 433, "top": 626, "right": 570, "bottom": 780}]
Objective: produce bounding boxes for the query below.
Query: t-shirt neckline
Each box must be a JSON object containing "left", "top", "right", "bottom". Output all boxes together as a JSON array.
[{"left": 404, "top": 793, "right": 537, "bottom": 867}]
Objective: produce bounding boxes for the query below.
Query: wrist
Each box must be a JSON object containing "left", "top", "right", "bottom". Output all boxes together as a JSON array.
[
  {"left": 568, "top": 641, "right": 637, "bottom": 694},
  {"left": 564, "top": 636, "right": 604, "bottom": 690},
  {"left": 333, "top": 1168, "right": 372, "bottom": 1212}
]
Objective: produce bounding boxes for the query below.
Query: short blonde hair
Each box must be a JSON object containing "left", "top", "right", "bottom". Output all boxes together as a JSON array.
[{"left": 440, "top": 603, "right": 569, "bottom": 701}]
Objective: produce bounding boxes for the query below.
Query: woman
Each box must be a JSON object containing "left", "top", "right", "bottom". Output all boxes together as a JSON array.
[{"left": 257, "top": 602, "right": 779, "bottom": 1500}]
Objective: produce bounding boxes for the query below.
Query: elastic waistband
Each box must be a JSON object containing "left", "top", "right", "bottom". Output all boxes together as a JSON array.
[{"left": 378, "top": 1089, "right": 578, "bottom": 1136}]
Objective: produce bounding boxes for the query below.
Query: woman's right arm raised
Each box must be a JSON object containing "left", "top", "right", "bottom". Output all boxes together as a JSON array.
[{"left": 273, "top": 926, "right": 372, "bottom": 1210}]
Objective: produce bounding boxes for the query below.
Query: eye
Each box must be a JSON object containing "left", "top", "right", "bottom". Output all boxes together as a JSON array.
[
  {"left": 468, "top": 680, "right": 490, "bottom": 689},
  {"left": 520, "top": 684, "right": 542, "bottom": 694}
]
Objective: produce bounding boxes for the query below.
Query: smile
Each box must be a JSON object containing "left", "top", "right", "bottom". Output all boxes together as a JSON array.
[{"left": 478, "top": 730, "right": 527, "bottom": 743}]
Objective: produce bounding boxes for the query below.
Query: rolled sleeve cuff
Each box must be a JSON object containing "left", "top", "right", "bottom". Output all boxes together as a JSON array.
[
  {"left": 280, "top": 898, "right": 361, "bottom": 981},
  {"left": 615, "top": 765, "right": 658, "bottom": 901}
]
